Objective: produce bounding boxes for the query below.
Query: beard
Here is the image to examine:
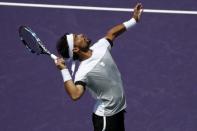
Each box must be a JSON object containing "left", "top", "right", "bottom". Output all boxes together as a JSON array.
[{"left": 73, "top": 53, "right": 79, "bottom": 60}]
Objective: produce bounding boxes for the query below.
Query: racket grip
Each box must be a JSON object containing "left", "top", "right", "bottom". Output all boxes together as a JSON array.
[{"left": 50, "top": 54, "right": 58, "bottom": 60}]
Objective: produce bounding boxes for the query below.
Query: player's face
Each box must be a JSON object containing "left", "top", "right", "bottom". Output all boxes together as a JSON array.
[{"left": 73, "top": 34, "right": 91, "bottom": 52}]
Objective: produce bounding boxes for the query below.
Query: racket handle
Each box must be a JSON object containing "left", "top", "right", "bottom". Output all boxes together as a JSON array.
[{"left": 50, "top": 54, "right": 58, "bottom": 60}]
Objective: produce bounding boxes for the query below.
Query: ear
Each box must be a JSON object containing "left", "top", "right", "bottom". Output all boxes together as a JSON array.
[{"left": 73, "top": 47, "right": 79, "bottom": 53}]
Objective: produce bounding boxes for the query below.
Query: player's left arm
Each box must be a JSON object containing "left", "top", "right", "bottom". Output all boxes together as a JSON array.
[{"left": 105, "top": 3, "right": 143, "bottom": 42}]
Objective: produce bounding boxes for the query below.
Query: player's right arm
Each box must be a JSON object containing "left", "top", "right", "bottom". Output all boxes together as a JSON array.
[{"left": 55, "top": 58, "right": 85, "bottom": 101}]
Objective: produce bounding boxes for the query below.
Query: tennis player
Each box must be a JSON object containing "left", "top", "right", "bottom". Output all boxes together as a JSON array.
[{"left": 55, "top": 3, "right": 143, "bottom": 131}]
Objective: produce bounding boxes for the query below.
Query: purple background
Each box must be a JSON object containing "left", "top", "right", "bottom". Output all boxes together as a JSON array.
[{"left": 0, "top": 0, "right": 197, "bottom": 131}]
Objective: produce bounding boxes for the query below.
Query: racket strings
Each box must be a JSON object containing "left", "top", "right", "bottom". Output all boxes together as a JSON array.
[{"left": 19, "top": 26, "right": 51, "bottom": 55}]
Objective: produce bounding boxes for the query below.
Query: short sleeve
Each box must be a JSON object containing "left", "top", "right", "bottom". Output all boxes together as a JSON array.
[
  {"left": 75, "top": 81, "right": 86, "bottom": 87},
  {"left": 106, "top": 38, "right": 113, "bottom": 47},
  {"left": 90, "top": 38, "right": 113, "bottom": 51},
  {"left": 74, "top": 68, "right": 88, "bottom": 86}
]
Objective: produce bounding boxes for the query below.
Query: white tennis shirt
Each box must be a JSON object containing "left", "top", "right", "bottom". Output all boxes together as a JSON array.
[{"left": 74, "top": 38, "right": 126, "bottom": 116}]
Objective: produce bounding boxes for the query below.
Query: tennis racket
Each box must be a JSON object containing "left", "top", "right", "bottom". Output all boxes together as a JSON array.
[{"left": 18, "top": 26, "right": 57, "bottom": 60}]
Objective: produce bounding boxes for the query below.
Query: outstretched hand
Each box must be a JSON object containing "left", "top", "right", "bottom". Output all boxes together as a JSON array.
[{"left": 132, "top": 3, "right": 143, "bottom": 22}]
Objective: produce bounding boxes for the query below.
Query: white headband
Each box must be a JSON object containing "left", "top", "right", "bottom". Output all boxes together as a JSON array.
[
  {"left": 66, "top": 34, "right": 75, "bottom": 76},
  {"left": 66, "top": 34, "right": 74, "bottom": 58}
]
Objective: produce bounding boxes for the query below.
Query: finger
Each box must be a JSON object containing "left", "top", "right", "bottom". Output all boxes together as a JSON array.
[
  {"left": 136, "top": 3, "right": 142, "bottom": 10},
  {"left": 54, "top": 58, "right": 61, "bottom": 65},
  {"left": 140, "top": 9, "right": 144, "bottom": 13},
  {"left": 54, "top": 57, "right": 60, "bottom": 64},
  {"left": 59, "top": 59, "right": 65, "bottom": 64},
  {"left": 56, "top": 57, "right": 64, "bottom": 62},
  {"left": 59, "top": 60, "right": 65, "bottom": 66}
]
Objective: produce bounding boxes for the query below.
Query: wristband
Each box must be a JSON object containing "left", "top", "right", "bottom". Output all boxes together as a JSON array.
[
  {"left": 61, "top": 68, "right": 72, "bottom": 82},
  {"left": 123, "top": 18, "right": 137, "bottom": 30}
]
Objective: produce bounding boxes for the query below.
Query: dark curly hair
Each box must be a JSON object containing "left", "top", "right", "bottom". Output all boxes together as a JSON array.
[{"left": 56, "top": 33, "right": 70, "bottom": 58}]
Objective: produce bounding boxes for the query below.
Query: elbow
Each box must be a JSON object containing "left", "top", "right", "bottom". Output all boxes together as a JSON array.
[
  {"left": 70, "top": 94, "right": 81, "bottom": 101},
  {"left": 106, "top": 31, "right": 115, "bottom": 37},
  {"left": 70, "top": 96, "right": 80, "bottom": 101},
  {"left": 65, "top": 85, "right": 85, "bottom": 101},
  {"left": 106, "top": 32, "right": 115, "bottom": 41}
]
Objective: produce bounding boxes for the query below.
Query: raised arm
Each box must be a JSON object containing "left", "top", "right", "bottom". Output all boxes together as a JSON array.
[{"left": 105, "top": 3, "right": 143, "bottom": 42}]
